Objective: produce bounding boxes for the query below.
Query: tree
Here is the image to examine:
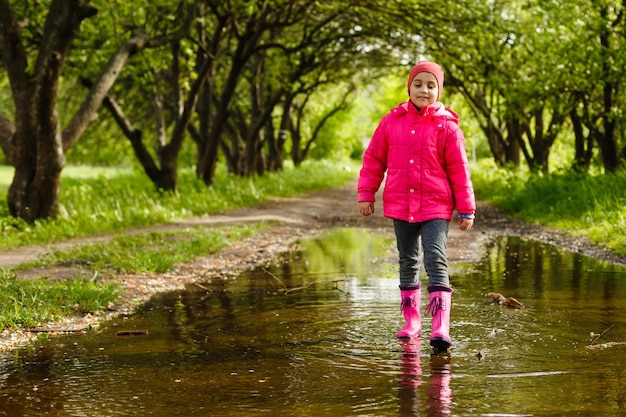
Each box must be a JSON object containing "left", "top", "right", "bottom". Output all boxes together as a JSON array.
[
  {"left": 567, "top": 0, "right": 626, "bottom": 171},
  {"left": 0, "top": 0, "right": 198, "bottom": 221},
  {"left": 0, "top": 0, "right": 103, "bottom": 221},
  {"left": 94, "top": 3, "right": 207, "bottom": 191},
  {"left": 7, "top": 0, "right": 626, "bottom": 227},
  {"left": 189, "top": 0, "right": 415, "bottom": 184},
  {"left": 435, "top": 0, "right": 626, "bottom": 173},
  {"left": 0, "top": 1, "right": 181, "bottom": 221},
  {"left": 491, "top": 2, "right": 572, "bottom": 172}
]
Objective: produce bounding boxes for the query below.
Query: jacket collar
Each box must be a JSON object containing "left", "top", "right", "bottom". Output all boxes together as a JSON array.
[
  {"left": 401, "top": 100, "right": 443, "bottom": 116},
  {"left": 399, "top": 100, "right": 459, "bottom": 123}
]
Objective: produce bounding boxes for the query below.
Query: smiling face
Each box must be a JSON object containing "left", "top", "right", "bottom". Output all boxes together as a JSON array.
[{"left": 409, "top": 71, "right": 439, "bottom": 108}]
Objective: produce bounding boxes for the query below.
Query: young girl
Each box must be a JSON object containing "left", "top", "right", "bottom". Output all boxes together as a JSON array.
[{"left": 358, "top": 60, "right": 475, "bottom": 353}]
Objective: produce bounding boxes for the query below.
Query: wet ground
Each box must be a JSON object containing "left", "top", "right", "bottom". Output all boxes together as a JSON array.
[{"left": 2, "top": 229, "right": 626, "bottom": 416}]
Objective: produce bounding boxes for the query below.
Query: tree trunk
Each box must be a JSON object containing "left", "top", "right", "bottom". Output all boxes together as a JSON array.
[
  {"left": 98, "top": 34, "right": 211, "bottom": 192},
  {"left": 570, "top": 109, "right": 593, "bottom": 169},
  {"left": 1, "top": 0, "right": 96, "bottom": 221},
  {"left": 0, "top": 112, "right": 16, "bottom": 165},
  {"left": 596, "top": 127, "right": 621, "bottom": 172},
  {"left": 596, "top": 82, "right": 622, "bottom": 171},
  {"left": 8, "top": 120, "right": 64, "bottom": 221},
  {"left": 483, "top": 123, "right": 507, "bottom": 167},
  {"left": 596, "top": 7, "right": 623, "bottom": 172},
  {"left": 266, "top": 117, "right": 283, "bottom": 172}
]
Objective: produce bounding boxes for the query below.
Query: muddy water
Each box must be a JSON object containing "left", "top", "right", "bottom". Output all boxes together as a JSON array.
[{"left": 1, "top": 229, "right": 626, "bottom": 416}]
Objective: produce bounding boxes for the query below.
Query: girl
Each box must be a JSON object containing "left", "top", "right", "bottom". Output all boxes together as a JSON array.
[{"left": 358, "top": 60, "right": 475, "bottom": 353}]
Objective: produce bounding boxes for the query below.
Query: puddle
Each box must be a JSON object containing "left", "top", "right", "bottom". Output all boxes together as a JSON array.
[{"left": 1, "top": 230, "right": 626, "bottom": 416}]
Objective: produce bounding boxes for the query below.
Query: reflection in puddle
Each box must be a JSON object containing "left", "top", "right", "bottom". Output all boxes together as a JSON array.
[{"left": 1, "top": 230, "right": 626, "bottom": 416}]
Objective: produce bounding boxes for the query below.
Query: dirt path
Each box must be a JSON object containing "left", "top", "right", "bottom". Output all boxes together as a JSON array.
[
  {"left": 3, "top": 179, "right": 624, "bottom": 272},
  {"left": 0, "top": 180, "right": 486, "bottom": 271},
  {"left": 1, "top": 180, "right": 625, "bottom": 351}
]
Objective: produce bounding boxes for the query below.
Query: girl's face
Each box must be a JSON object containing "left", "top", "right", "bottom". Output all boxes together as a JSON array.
[{"left": 409, "top": 72, "right": 438, "bottom": 108}]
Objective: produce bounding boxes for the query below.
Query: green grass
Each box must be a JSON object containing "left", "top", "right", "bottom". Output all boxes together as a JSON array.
[
  {"left": 0, "top": 159, "right": 357, "bottom": 331},
  {"left": 0, "top": 270, "right": 120, "bottom": 329},
  {"left": 0, "top": 159, "right": 357, "bottom": 250},
  {"left": 471, "top": 159, "right": 626, "bottom": 256},
  {"left": 0, "top": 165, "right": 12, "bottom": 195},
  {"left": 20, "top": 223, "right": 266, "bottom": 274}
]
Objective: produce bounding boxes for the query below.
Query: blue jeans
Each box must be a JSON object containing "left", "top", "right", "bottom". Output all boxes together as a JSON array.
[{"left": 393, "top": 219, "right": 449, "bottom": 289}]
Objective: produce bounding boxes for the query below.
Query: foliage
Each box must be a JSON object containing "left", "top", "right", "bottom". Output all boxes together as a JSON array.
[
  {"left": 303, "top": 84, "right": 362, "bottom": 161},
  {"left": 3, "top": 0, "right": 626, "bottom": 225},
  {"left": 472, "top": 159, "right": 626, "bottom": 255},
  {"left": 410, "top": 0, "right": 626, "bottom": 173},
  {"left": 0, "top": 159, "right": 357, "bottom": 250},
  {"left": 0, "top": 270, "right": 120, "bottom": 329}
]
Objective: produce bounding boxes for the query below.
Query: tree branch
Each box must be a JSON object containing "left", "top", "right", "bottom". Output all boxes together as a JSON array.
[{"left": 61, "top": 30, "right": 149, "bottom": 151}]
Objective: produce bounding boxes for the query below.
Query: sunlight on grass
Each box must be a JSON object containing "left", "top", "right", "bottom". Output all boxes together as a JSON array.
[
  {"left": 0, "top": 269, "right": 120, "bottom": 329},
  {"left": 21, "top": 224, "right": 267, "bottom": 274},
  {"left": 471, "top": 159, "right": 626, "bottom": 255},
  {"left": 61, "top": 165, "right": 134, "bottom": 179},
  {"left": 0, "top": 165, "right": 12, "bottom": 195},
  {"left": 0, "top": 159, "right": 357, "bottom": 250}
]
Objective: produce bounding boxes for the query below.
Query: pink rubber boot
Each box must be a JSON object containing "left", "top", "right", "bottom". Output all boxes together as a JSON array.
[
  {"left": 397, "top": 287, "right": 422, "bottom": 338},
  {"left": 427, "top": 286, "right": 453, "bottom": 353}
]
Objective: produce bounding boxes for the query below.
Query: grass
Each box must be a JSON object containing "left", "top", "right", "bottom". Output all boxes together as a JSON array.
[
  {"left": 19, "top": 223, "right": 266, "bottom": 274},
  {"left": 0, "top": 270, "right": 120, "bottom": 329},
  {"left": 471, "top": 159, "right": 626, "bottom": 256},
  {"left": 0, "top": 165, "right": 13, "bottom": 195},
  {"left": 0, "top": 159, "right": 358, "bottom": 330},
  {"left": 0, "top": 160, "right": 357, "bottom": 250},
  {"left": 3, "top": 154, "right": 623, "bottom": 332}
]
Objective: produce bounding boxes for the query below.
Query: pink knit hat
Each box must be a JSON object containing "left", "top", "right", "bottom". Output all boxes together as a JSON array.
[{"left": 407, "top": 60, "right": 444, "bottom": 98}]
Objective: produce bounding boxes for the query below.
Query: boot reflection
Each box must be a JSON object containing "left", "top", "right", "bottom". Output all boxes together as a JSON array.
[
  {"left": 398, "top": 338, "right": 422, "bottom": 415},
  {"left": 427, "top": 352, "right": 453, "bottom": 416},
  {"left": 399, "top": 338, "right": 422, "bottom": 388}
]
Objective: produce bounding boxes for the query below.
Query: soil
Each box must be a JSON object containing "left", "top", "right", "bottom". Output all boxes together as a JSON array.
[{"left": 1, "top": 180, "right": 625, "bottom": 352}]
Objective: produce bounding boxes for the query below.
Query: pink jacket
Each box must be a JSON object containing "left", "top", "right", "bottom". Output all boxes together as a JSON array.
[{"left": 358, "top": 101, "right": 475, "bottom": 222}]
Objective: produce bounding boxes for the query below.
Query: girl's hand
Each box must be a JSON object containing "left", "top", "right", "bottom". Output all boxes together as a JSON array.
[
  {"left": 458, "top": 217, "right": 474, "bottom": 231},
  {"left": 358, "top": 201, "right": 375, "bottom": 216}
]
